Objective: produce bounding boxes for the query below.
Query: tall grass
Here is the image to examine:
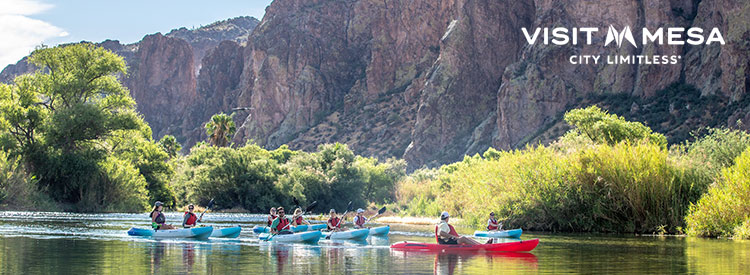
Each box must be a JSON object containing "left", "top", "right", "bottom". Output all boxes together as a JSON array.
[
  {"left": 686, "top": 148, "right": 750, "bottom": 238},
  {"left": 395, "top": 142, "right": 711, "bottom": 234},
  {"left": 0, "top": 152, "right": 57, "bottom": 210}
]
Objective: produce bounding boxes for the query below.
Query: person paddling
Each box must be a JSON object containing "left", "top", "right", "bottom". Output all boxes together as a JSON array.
[
  {"left": 182, "top": 204, "right": 201, "bottom": 228},
  {"left": 327, "top": 209, "right": 343, "bottom": 232},
  {"left": 292, "top": 207, "right": 310, "bottom": 226},
  {"left": 353, "top": 208, "right": 368, "bottom": 229},
  {"left": 267, "top": 207, "right": 277, "bottom": 227},
  {"left": 150, "top": 201, "right": 175, "bottom": 230},
  {"left": 486, "top": 212, "right": 501, "bottom": 231},
  {"left": 270, "top": 207, "right": 293, "bottom": 235},
  {"left": 435, "top": 211, "right": 483, "bottom": 245}
]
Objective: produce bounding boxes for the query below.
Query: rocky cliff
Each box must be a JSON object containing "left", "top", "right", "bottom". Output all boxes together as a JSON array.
[{"left": 3, "top": 2, "right": 749, "bottom": 169}]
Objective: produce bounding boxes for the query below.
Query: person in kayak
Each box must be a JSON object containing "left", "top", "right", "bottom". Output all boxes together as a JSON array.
[
  {"left": 150, "top": 201, "right": 175, "bottom": 230},
  {"left": 327, "top": 209, "right": 344, "bottom": 232},
  {"left": 353, "top": 208, "right": 368, "bottom": 229},
  {"left": 436, "top": 211, "right": 483, "bottom": 245},
  {"left": 182, "top": 204, "right": 201, "bottom": 228},
  {"left": 487, "top": 212, "right": 502, "bottom": 231},
  {"left": 270, "top": 207, "right": 294, "bottom": 235},
  {"left": 292, "top": 207, "right": 310, "bottom": 226},
  {"left": 267, "top": 207, "right": 277, "bottom": 227}
]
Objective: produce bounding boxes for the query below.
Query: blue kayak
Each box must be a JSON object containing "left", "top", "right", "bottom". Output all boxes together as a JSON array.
[
  {"left": 253, "top": 223, "right": 326, "bottom": 234},
  {"left": 369, "top": 225, "right": 390, "bottom": 236},
  {"left": 473, "top": 228, "right": 523, "bottom": 238},
  {"left": 127, "top": 226, "right": 213, "bottom": 240},
  {"left": 211, "top": 226, "right": 242, "bottom": 238},
  {"left": 258, "top": 231, "right": 322, "bottom": 243}
]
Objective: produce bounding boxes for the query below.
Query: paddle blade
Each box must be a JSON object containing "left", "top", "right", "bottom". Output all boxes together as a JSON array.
[
  {"left": 346, "top": 201, "right": 353, "bottom": 211},
  {"left": 305, "top": 201, "right": 318, "bottom": 212},
  {"left": 206, "top": 199, "right": 215, "bottom": 209},
  {"left": 293, "top": 197, "right": 300, "bottom": 207},
  {"left": 377, "top": 206, "right": 387, "bottom": 215}
]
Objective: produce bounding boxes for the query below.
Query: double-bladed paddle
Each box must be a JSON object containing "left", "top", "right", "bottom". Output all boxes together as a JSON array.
[
  {"left": 362, "top": 206, "right": 387, "bottom": 226},
  {"left": 325, "top": 201, "right": 353, "bottom": 239},
  {"left": 198, "top": 199, "right": 215, "bottom": 222}
]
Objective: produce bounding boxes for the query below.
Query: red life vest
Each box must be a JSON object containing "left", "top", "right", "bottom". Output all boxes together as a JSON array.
[
  {"left": 487, "top": 218, "right": 498, "bottom": 230},
  {"left": 328, "top": 217, "right": 341, "bottom": 230},
  {"left": 295, "top": 216, "right": 304, "bottom": 225},
  {"left": 267, "top": 214, "right": 277, "bottom": 226},
  {"left": 275, "top": 217, "right": 290, "bottom": 232},
  {"left": 355, "top": 215, "right": 366, "bottom": 227},
  {"left": 184, "top": 212, "right": 197, "bottom": 226},
  {"left": 435, "top": 222, "right": 458, "bottom": 243}
]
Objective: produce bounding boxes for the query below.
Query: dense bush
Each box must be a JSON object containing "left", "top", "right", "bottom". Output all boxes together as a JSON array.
[{"left": 686, "top": 148, "right": 750, "bottom": 238}]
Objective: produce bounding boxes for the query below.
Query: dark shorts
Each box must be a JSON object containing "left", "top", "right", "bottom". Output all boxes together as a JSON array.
[{"left": 438, "top": 238, "right": 459, "bottom": 245}]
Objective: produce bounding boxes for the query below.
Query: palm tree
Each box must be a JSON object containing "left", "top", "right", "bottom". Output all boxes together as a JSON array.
[
  {"left": 158, "top": 135, "right": 182, "bottom": 158},
  {"left": 205, "top": 113, "right": 236, "bottom": 147}
]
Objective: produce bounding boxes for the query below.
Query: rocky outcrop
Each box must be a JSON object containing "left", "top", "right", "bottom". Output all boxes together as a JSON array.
[{"left": 3, "top": 1, "right": 749, "bottom": 168}]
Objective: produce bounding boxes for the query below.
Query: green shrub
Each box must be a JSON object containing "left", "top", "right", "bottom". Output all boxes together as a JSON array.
[{"left": 686, "top": 148, "right": 750, "bottom": 238}]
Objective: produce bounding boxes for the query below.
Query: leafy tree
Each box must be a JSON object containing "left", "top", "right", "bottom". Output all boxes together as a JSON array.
[
  {"left": 159, "top": 135, "right": 182, "bottom": 158},
  {"left": 205, "top": 113, "right": 236, "bottom": 147},
  {"left": 0, "top": 43, "right": 150, "bottom": 211},
  {"left": 564, "top": 106, "right": 667, "bottom": 147}
]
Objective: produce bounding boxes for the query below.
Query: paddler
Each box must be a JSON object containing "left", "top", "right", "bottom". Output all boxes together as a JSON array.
[
  {"left": 267, "top": 207, "right": 277, "bottom": 227},
  {"left": 270, "top": 207, "right": 293, "bottom": 235},
  {"left": 292, "top": 207, "right": 310, "bottom": 226},
  {"left": 150, "top": 201, "right": 175, "bottom": 230},
  {"left": 182, "top": 204, "right": 201, "bottom": 228},
  {"left": 435, "top": 211, "right": 484, "bottom": 245},
  {"left": 486, "top": 212, "right": 501, "bottom": 231},
  {"left": 327, "top": 209, "right": 343, "bottom": 232},
  {"left": 353, "top": 208, "right": 368, "bottom": 229}
]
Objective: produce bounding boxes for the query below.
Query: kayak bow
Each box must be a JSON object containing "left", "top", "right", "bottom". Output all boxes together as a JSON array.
[
  {"left": 210, "top": 226, "right": 242, "bottom": 238},
  {"left": 369, "top": 225, "right": 390, "bottom": 236},
  {"left": 323, "top": 228, "right": 370, "bottom": 240}
]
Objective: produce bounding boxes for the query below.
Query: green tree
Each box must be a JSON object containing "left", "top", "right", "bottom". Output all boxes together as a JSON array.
[
  {"left": 564, "top": 106, "right": 667, "bottom": 147},
  {"left": 205, "top": 113, "right": 236, "bottom": 147},
  {"left": 159, "top": 135, "right": 182, "bottom": 158},
  {"left": 0, "top": 43, "right": 150, "bottom": 211}
]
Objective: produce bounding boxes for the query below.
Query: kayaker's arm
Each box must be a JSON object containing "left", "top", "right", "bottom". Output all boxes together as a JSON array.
[
  {"left": 270, "top": 218, "right": 280, "bottom": 234},
  {"left": 438, "top": 230, "right": 457, "bottom": 240},
  {"left": 182, "top": 213, "right": 190, "bottom": 228}
]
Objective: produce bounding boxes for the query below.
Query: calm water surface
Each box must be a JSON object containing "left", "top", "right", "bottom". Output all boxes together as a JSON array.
[{"left": 0, "top": 212, "right": 747, "bottom": 274}]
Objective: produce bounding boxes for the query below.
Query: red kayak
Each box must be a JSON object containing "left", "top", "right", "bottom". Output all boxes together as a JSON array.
[{"left": 390, "top": 238, "right": 539, "bottom": 252}]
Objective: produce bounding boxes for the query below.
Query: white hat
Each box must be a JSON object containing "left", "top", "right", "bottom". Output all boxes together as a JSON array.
[
  {"left": 440, "top": 211, "right": 450, "bottom": 219},
  {"left": 357, "top": 208, "right": 365, "bottom": 213}
]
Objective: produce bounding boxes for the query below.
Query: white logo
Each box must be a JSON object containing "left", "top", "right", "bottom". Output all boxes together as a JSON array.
[{"left": 604, "top": 26, "right": 638, "bottom": 48}]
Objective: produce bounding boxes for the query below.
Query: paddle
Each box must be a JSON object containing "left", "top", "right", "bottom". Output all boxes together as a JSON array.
[
  {"left": 198, "top": 199, "right": 215, "bottom": 222},
  {"left": 362, "top": 206, "right": 387, "bottom": 227},
  {"left": 325, "top": 201, "right": 353, "bottom": 239}
]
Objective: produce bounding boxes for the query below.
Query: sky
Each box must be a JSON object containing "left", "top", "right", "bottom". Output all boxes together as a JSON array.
[{"left": 0, "top": 0, "right": 273, "bottom": 70}]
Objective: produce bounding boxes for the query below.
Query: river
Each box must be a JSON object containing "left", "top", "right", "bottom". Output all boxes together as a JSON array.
[{"left": 0, "top": 212, "right": 746, "bottom": 274}]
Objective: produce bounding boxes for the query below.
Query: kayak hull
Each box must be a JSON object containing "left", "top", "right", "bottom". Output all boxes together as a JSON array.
[
  {"left": 211, "top": 226, "right": 242, "bottom": 238},
  {"left": 127, "top": 226, "right": 213, "bottom": 240},
  {"left": 323, "top": 228, "right": 370, "bottom": 240},
  {"left": 390, "top": 238, "right": 539, "bottom": 252},
  {"left": 253, "top": 223, "right": 326, "bottom": 234},
  {"left": 473, "top": 229, "right": 523, "bottom": 238},
  {"left": 369, "top": 225, "right": 390, "bottom": 236},
  {"left": 259, "top": 231, "right": 322, "bottom": 243}
]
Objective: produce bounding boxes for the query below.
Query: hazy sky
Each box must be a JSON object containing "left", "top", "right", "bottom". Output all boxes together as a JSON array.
[{"left": 0, "top": 0, "right": 273, "bottom": 70}]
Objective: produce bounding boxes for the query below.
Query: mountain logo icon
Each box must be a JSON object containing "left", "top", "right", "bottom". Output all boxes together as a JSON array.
[{"left": 604, "top": 25, "right": 637, "bottom": 48}]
